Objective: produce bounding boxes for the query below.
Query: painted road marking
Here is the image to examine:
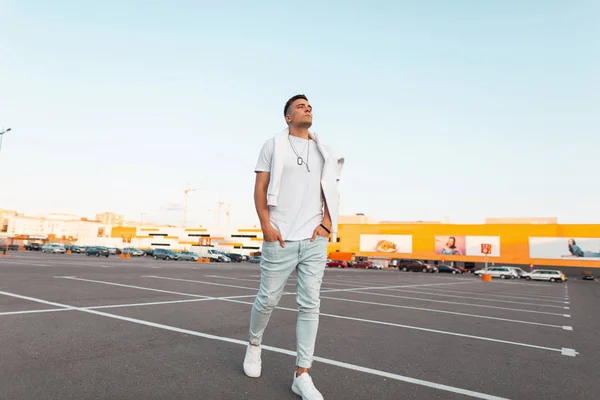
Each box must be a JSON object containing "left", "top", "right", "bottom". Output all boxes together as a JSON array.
[
  {"left": 346, "top": 290, "right": 570, "bottom": 317},
  {"left": 395, "top": 286, "right": 571, "bottom": 304},
  {"left": 204, "top": 274, "right": 475, "bottom": 293},
  {"left": 0, "top": 289, "right": 534, "bottom": 399},
  {"left": 53, "top": 276, "right": 574, "bottom": 352}
]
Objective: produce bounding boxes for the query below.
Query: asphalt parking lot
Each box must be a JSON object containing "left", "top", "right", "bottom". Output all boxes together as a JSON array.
[{"left": 1, "top": 252, "right": 598, "bottom": 400}]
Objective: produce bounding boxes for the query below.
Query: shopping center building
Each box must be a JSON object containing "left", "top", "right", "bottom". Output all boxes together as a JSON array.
[{"left": 327, "top": 216, "right": 600, "bottom": 271}]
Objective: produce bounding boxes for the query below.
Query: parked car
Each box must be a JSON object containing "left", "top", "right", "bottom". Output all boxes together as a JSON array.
[
  {"left": 179, "top": 251, "right": 200, "bottom": 261},
  {"left": 225, "top": 253, "right": 243, "bottom": 262},
  {"left": 41, "top": 244, "right": 66, "bottom": 254},
  {"left": 436, "top": 264, "right": 463, "bottom": 274},
  {"left": 85, "top": 246, "right": 110, "bottom": 257},
  {"left": 508, "top": 267, "right": 528, "bottom": 279},
  {"left": 353, "top": 260, "right": 373, "bottom": 269},
  {"left": 248, "top": 256, "right": 261, "bottom": 263},
  {"left": 327, "top": 260, "right": 348, "bottom": 268},
  {"left": 152, "top": 248, "right": 181, "bottom": 261},
  {"left": 64, "top": 245, "right": 83, "bottom": 253},
  {"left": 474, "top": 267, "right": 518, "bottom": 279},
  {"left": 582, "top": 271, "right": 595, "bottom": 281},
  {"left": 525, "top": 269, "right": 567, "bottom": 282},
  {"left": 397, "top": 259, "right": 437, "bottom": 273},
  {"left": 122, "top": 247, "right": 144, "bottom": 256},
  {"left": 25, "top": 243, "right": 42, "bottom": 251}
]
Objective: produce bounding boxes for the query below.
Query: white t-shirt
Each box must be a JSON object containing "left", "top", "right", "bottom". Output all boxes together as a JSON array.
[{"left": 255, "top": 135, "right": 325, "bottom": 241}]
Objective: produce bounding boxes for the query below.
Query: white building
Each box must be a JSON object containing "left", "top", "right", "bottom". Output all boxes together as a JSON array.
[{"left": 4, "top": 214, "right": 108, "bottom": 243}]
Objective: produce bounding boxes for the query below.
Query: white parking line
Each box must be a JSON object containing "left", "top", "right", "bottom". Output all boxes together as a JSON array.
[
  {"left": 54, "top": 277, "right": 576, "bottom": 352},
  {"left": 345, "top": 290, "right": 570, "bottom": 317},
  {"left": 0, "top": 289, "right": 514, "bottom": 400},
  {"left": 398, "top": 286, "right": 569, "bottom": 303},
  {"left": 0, "top": 308, "right": 68, "bottom": 316},
  {"left": 58, "top": 277, "right": 212, "bottom": 298},
  {"left": 217, "top": 297, "right": 574, "bottom": 355},
  {"left": 204, "top": 275, "right": 475, "bottom": 293},
  {"left": 0, "top": 260, "right": 50, "bottom": 267},
  {"left": 369, "top": 288, "right": 569, "bottom": 309},
  {"left": 316, "top": 296, "right": 573, "bottom": 330}
]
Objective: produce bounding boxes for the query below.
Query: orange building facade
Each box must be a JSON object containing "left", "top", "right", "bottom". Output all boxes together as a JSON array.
[{"left": 327, "top": 222, "right": 600, "bottom": 269}]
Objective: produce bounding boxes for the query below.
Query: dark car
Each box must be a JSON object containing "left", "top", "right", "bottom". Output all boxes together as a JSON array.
[
  {"left": 26, "top": 243, "right": 42, "bottom": 251},
  {"left": 152, "top": 248, "right": 181, "bottom": 261},
  {"left": 436, "top": 264, "right": 462, "bottom": 274},
  {"left": 248, "top": 256, "right": 261, "bottom": 263},
  {"left": 225, "top": 253, "right": 243, "bottom": 262},
  {"left": 582, "top": 271, "right": 595, "bottom": 281},
  {"left": 397, "top": 259, "right": 437, "bottom": 273},
  {"left": 65, "top": 245, "right": 83, "bottom": 253},
  {"left": 85, "top": 246, "right": 110, "bottom": 257}
]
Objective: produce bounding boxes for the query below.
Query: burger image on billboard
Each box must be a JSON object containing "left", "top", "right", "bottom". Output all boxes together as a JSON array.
[
  {"left": 375, "top": 240, "right": 398, "bottom": 253},
  {"left": 359, "top": 235, "right": 412, "bottom": 254}
]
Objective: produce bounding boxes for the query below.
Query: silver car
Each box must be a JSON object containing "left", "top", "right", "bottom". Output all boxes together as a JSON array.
[{"left": 41, "top": 244, "right": 66, "bottom": 254}]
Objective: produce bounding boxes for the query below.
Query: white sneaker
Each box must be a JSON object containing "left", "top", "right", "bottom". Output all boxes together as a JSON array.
[
  {"left": 243, "top": 344, "right": 262, "bottom": 378},
  {"left": 291, "top": 372, "right": 324, "bottom": 400}
]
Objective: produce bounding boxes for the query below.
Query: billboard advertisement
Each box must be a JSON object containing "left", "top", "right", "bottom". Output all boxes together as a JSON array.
[
  {"left": 360, "top": 234, "right": 412, "bottom": 253},
  {"left": 529, "top": 237, "right": 600, "bottom": 261},
  {"left": 435, "top": 236, "right": 500, "bottom": 257}
]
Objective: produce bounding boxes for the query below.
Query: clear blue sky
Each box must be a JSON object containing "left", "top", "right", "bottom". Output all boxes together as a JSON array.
[{"left": 1, "top": 0, "right": 598, "bottom": 227}]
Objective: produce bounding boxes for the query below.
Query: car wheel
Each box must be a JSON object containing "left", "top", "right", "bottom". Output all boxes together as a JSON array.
[
  {"left": 525, "top": 276, "right": 531, "bottom": 280},
  {"left": 452, "top": 270, "right": 458, "bottom": 274},
  {"left": 422, "top": 267, "right": 428, "bottom": 273},
  {"left": 105, "top": 255, "right": 109, "bottom": 258},
  {"left": 402, "top": 267, "right": 408, "bottom": 272},
  {"left": 549, "top": 278, "right": 555, "bottom": 282},
  {"left": 153, "top": 256, "right": 158, "bottom": 260},
  {"left": 96, "top": 254, "right": 100, "bottom": 257}
]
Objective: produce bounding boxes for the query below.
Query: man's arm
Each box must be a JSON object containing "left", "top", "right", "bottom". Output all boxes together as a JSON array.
[
  {"left": 254, "top": 172, "right": 272, "bottom": 229},
  {"left": 322, "top": 190, "right": 332, "bottom": 231},
  {"left": 254, "top": 172, "right": 284, "bottom": 247}
]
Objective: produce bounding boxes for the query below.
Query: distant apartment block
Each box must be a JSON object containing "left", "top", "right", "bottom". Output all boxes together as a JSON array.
[{"left": 96, "top": 212, "right": 124, "bottom": 226}]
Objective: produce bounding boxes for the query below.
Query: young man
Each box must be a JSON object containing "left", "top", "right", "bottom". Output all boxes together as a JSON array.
[{"left": 243, "top": 94, "right": 344, "bottom": 399}]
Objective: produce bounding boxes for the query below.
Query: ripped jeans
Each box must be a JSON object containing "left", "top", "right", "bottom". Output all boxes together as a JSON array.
[{"left": 248, "top": 236, "right": 328, "bottom": 368}]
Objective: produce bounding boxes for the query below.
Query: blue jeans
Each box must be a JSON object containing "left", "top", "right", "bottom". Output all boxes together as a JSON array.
[{"left": 249, "top": 236, "right": 328, "bottom": 368}]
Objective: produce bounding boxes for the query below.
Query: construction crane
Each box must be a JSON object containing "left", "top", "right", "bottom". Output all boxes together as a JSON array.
[
  {"left": 211, "top": 200, "right": 232, "bottom": 231},
  {"left": 183, "top": 183, "right": 199, "bottom": 227}
]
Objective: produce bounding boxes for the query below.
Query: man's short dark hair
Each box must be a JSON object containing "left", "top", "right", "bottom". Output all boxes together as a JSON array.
[{"left": 284, "top": 94, "right": 308, "bottom": 117}]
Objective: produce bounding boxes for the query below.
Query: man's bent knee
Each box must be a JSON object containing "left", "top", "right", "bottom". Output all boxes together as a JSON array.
[{"left": 254, "top": 291, "right": 281, "bottom": 313}]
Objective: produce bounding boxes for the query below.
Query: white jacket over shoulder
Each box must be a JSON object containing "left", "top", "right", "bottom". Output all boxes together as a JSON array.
[{"left": 264, "top": 128, "right": 345, "bottom": 242}]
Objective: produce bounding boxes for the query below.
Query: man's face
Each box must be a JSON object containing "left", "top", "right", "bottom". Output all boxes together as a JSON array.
[{"left": 286, "top": 98, "right": 312, "bottom": 128}]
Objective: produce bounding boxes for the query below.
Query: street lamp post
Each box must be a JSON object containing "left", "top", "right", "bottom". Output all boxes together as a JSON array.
[{"left": 0, "top": 128, "right": 12, "bottom": 156}]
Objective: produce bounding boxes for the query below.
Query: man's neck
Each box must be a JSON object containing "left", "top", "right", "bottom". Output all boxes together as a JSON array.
[{"left": 288, "top": 126, "right": 310, "bottom": 140}]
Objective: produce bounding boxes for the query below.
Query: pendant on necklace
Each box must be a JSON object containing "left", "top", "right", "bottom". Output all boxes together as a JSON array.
[{"left": 297, "top": 157, "right": 303, "bottom": 166}]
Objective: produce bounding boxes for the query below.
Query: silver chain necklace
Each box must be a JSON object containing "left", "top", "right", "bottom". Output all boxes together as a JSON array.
[{"left": 288, "top": 135, "right": 310, "bottom": 172}]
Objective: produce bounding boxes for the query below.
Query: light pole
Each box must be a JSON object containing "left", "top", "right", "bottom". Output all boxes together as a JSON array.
[{"left": 0, "top": 128, "right": 12, "bottom": 156}]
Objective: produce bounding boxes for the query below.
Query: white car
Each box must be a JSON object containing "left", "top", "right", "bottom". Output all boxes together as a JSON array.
[
  {"left": 525, "top": 270, "right": 567, "bottom": 283},
  {"left": 474, "top": 267, "right": 518, "bottom": 279},
  {"left": 41, "top": 244, "right": 66, "bottom": 254}
]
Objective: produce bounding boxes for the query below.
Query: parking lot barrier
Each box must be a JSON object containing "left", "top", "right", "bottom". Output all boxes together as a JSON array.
[
  {"left": 67, "top": 250, "right": 72, "bottom": 254},
  {"left": 119, "top": 253, "right": 125, "bottom": 259},
  {"left": 125, "top": 254, "right": 131, "bottom": 259},
  {"left": 196, "top": 258, "right": 203, "bottom": 263},
  {"left": 204, "top": 258, "right": 210, "bottom": 263},
  {"left": 481, "top": 274, "right": 492, "bottom": 282}
]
